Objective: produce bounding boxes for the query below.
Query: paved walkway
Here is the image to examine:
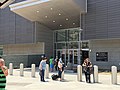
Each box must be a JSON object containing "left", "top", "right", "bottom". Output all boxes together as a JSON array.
[{"left": 6, "top": 68, "right": 120, "bottom": 90}]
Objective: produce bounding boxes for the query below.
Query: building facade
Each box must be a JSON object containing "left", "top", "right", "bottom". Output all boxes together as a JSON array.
[
  {"left": 0, "top": 0, "right": 120, "bottom": 70},
  {"left": 0, "top": 0, "right": 53, "bottom": 67},
  {"left": 82, "top": 0, "right": 120, "bottom": 70}
]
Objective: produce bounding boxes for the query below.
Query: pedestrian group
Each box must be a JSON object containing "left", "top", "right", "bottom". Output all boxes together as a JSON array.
[{"left": 39, "top": 55, "right": 92, "bottom": 83}]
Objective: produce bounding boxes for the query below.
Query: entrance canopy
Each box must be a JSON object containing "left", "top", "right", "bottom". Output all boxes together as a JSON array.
[{"left": 10, "top": 0, "right": 87, "bottom": 30}]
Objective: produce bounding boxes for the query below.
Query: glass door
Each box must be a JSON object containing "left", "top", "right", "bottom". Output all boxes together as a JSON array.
[
  {"left": 74, "top": 50, "right": 78, "bottom": 64},
  {"left": 68, "top": 50, "right": 74, "bottom": 64},
  {"left": 56, "top": 49, "right": 66, "bottom": 65},
  {"left": 68, "top": 49, "right": 78, "bottom": 65}
]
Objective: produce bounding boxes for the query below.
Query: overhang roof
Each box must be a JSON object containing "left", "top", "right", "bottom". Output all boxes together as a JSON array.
[{"left": 10, "top": 0, "right": 87, "bottom": 30}]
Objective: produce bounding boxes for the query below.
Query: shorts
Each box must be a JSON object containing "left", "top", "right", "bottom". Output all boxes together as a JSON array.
[{"left": 50, "top": 64, "right": 54, "bottom": 69}]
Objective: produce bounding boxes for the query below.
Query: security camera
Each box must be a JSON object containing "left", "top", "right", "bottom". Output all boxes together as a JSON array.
[{"left": 0, "top": 0, "right": 15, "bottom": 9}]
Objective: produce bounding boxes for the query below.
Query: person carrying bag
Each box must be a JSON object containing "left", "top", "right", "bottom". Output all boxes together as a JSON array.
[{"left": 82, "top": 58, "right": 92, "bottom": 83}]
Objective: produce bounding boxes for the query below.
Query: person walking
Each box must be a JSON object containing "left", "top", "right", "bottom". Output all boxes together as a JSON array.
[
  {"left": 82, "top": 58, "right": 92, "bottom": 83},
  {"left": 39, "top": 56, "right": 47, "bottom": 82},
  {"left": 0, "top": 58, "right": 8, "bottom": 90}
]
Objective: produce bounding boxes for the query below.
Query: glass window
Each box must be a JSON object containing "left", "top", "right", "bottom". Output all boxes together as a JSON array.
[
  {"left": 54, "top": 43, "right": 56, "bottom": 49},
  {"left": 54, "top": 50, "right": 56, "bottom": 59},
  {"left": 56, "top": 31, "right": 66, "bottom": 42},
  {"left": 66, "top": 43, "right": 68, "bottom": 49},
  {"left": 69, "top": 42, "right": 79, "bottom": 49},
  {"left": 82, "top": 42, "right": 89, "bottom": 49},
  {"left": 68, "top": 29, "right": 79, "bottom": 41},
  {"left": 0, "top": 49, "right": 3, "bottom": 55},
  {"left": 57, "top": 43, "right": 66, "bottom": 49}
]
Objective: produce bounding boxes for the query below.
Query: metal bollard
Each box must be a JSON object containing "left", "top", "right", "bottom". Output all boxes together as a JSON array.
[
  {"left": 31, "top": 64, "right": 36, "bottom": 77},
  {"left": 62, "top": 71, "right": 64, "bottom": 80},
  {"left": 20, "top": 63, "right": 24, "bottom": 76},
  {"left": 77, "top": 65, "right": 82, "bottom": 81},
  {"left": 45, "top": 64, "right": 49, "bottom": 78},
  {"left": 93, "top": 65, "right": 98, "bottom": 83},
  {"left": 111, "top": 66, "right": 117, "bottom": 84},
  {"left": 9, "top": 63, "right": 13, "bottom": 75}
]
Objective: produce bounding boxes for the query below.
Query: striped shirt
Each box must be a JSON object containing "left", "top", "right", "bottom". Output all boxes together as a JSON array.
[{"left": 0, "top": 69, "right": 6, "bottom": 89}]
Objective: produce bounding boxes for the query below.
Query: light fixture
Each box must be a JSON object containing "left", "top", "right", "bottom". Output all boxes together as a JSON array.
[
  {"left": 73, "top": 23, "right": 75, "bottom": 25},
  {"left": 58, "top": 13, "right": 61, "bottom": 16},
  {"left": 37, "top": 11, "right": 39, "bottom": 13},
  {"left": 53, "top": 21, "right": 55, "bottom": 23},
  {"left": 60, "top": 25, "right": 62, "bottom": 27},
  {"left": 50, "top": 8, "right": 53, "bottom": 10},
  {"left": 66, "top": 18, "right": 69, "bottom": 21},
  {"left": 45, "top": 16, "right": 48, "bottom": 18}
]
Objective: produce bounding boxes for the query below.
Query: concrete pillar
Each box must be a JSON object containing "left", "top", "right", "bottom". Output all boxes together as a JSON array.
[
  {"left": 93, "top": 65, "right": 98, "bottom": 83},
  {"left": 9, "top": 63, "right": 13, "bottom": 75},
  {"left": 77, "top": 65, "right": 82, "bottom": 81},
  {"left": 31, "top": 64, "right": 36, "bottom": 77},
  {"left": 45, "top": 64, "right": 49, "bottom": 78},
  {"left": 111, "top": 66, "right": 117, "bottom": 84},
  {"left": 62, "top": 71, "right": 64, "bottom": 80},
  {"left": 20, "top": 63, "right": 24, "bottom": 76}
]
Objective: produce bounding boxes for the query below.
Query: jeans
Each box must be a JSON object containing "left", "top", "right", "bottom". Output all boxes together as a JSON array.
[
  {"left": 40, "top": 69, "right": 45, "bottom": 81},
  {"left": 58, "top": 70, "right": 62, "bottom": 78},
  {"left": 85, "top": 72, "right": 91, "bottom": 83}
]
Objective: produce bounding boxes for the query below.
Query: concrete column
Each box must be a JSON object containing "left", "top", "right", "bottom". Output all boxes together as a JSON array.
[
  {"left": 77, "top": 65, "right": 82, "bottom": 81},
  {"left": 45, "top": 64, "right": 49, "bottom": 78},
  {"left": 111, "top": 66, "right": 117, "bottom": 84},
  {"left": 9, "top": 63, "right": 13, "bottom": 75},
  {"left": 93, "top": 65, "right": 98, "bottom": 83},
  {"left": 62, "top": 71, "right": 64, "bottom": 80},
  {"left": 20, "top": 63, "right": 24, "bottom": 76},
  {"left": 31, "top": 64, "right": 36, "bottom": 77}
]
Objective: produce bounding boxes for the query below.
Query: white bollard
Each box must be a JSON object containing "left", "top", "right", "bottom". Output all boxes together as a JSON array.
[
  {"left": 111, "top": 66, "right": 117, "bottom": 84},
  {"left": 20, "top": 63, "right": 24, "bottom": 76},
  {"left": 45, "top": 64, "right": 49, "bottom": 78},
  {"left": 9, "top": 63, "right": 13, "bottom": 75},
  {"left": 31, "top": 64, "right": 36, "bottom": 77},
  {"left": 93, "top": 65, "right": 98, "bottom": 83},
  {"left": 77, "top": 65, "right": 82, "bottom": 81},
  {"left": 62, "top": 71, "right": 64, "bottom": 80}
]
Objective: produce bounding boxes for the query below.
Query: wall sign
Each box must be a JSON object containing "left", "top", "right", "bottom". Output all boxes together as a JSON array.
[{"left": 96, "top": 52, "right": 108, "bottom": 61}]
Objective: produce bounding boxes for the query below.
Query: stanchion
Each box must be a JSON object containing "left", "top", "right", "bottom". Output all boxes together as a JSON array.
[
  {"left": 20, "top": 63, "right": 24, "bottom": 76},
  {"left": 31, "top": 64, "right": 36, "bottom": 77},
  {"left": 111, "top": 66, "right": 117, "bottom": 84},
  {"left": 45, "top": 64, "right": 49, "bottom": 78},
  {"left": 77, "top": 65, "right": 82, "bottom": 81},
  {"left": 9, "top": 63, "right": 13, "bottom": 75},
  {"left": 93, "top": 65, "right": 98, "bottom": 83}
]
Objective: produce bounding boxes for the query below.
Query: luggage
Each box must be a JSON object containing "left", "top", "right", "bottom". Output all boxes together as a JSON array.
[{"left": 51, "top": 74, "right": 59, "bottom": 80}]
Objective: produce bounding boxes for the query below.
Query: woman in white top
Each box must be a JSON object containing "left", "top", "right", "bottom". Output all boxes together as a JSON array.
[{"left": 58, "top": 58, "right": 63, "bottom": 81}]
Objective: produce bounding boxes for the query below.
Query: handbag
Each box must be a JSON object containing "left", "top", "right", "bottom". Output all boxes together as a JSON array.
[{"left": 39, "top": 70, "right": 42, "bottom": 76}]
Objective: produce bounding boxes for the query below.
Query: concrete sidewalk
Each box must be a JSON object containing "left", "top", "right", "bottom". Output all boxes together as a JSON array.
[{"left": 6, "top": 68, "right": 120, "bottom": 90}]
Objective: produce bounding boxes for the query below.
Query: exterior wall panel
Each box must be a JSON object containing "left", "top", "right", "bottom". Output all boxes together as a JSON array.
[
  {"left": 0, "top": 0, "right": 34, "bottom": 45},
  {"left": 90, "top": 39, "right": 120, "bottom": 70},
  {"left": 35, "top": 22, "right": 53, "bottom": 58},
  {"left": 83, "top": 0, "right": 120, "bottom": 40}
]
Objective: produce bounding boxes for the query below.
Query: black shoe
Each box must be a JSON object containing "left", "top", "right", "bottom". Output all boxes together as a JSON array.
[{"left": 42, "top": 80, "right": 46, "bottom": 82}]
